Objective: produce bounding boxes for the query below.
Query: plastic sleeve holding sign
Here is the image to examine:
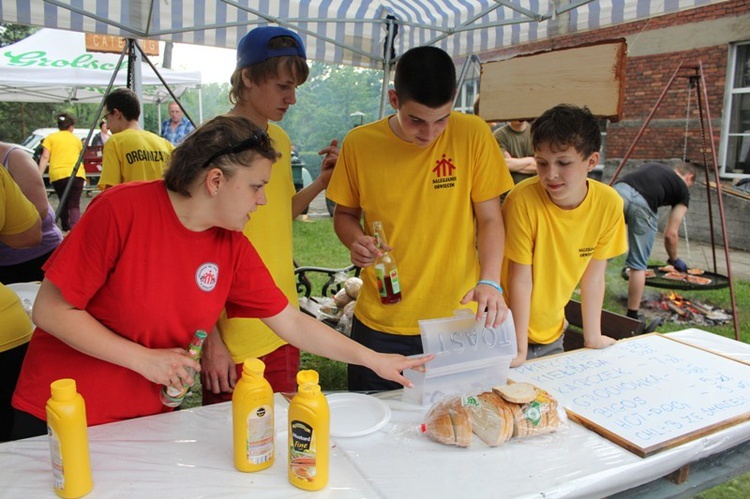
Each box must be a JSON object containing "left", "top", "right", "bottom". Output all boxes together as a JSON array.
[{"left": 404, "top": 309, "right": 517, "bottom": 405}]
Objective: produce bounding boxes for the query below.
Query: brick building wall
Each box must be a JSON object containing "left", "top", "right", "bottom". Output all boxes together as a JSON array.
[{"left": 479, "top": 0, "right": 749, "bottom": 166}]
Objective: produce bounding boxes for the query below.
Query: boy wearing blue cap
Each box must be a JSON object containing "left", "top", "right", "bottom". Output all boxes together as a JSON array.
[{"left": 200, "top": 26, "right": 339, "bottom": 400}]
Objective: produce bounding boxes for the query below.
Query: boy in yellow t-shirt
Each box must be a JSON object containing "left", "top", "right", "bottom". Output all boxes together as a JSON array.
[
  {"left": 199, "top": 27, "right": 339, "bottom": 398},
  {"left": 327, "top": 46, "right": 513, "bottom": 391},
  {"left": 99, "top": 88, "right": 174, "bottom": 190},
  {"left": 501, "top": 104, "right": 627, "bottom": 367}
]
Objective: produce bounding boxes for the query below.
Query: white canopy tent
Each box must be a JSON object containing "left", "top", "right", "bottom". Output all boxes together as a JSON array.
[
  {"left": 0, "top": 0, "right": 727, "bottom": 116},
  {"left": 0, "top": 28, "right": 202, "bottom": 106},
  {"left": 0, "top": 0, "right": 726, "bottom": 68}
]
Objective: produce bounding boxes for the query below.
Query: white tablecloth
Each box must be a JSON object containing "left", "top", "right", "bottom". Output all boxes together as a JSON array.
[{"left": 1, "top": 329, "right": 749, "bottom": 498}]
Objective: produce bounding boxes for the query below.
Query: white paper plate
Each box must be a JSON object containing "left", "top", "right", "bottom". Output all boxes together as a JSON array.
[{"left": 327, "top": 393, "right": 391, "bottom": 438}]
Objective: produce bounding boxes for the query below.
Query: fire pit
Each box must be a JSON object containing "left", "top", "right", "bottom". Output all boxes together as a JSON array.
[{"left": 644, "top": 291, "right": 733, "bottom": 326}]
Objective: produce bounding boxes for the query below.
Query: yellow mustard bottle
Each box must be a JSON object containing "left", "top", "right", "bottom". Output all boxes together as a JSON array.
[
  {"left": 288, "top": 370, "right": 329, "bottom": 491},
  {"left": 45, "top": 378, "right": 93, "bottom": 498},
  {"left": 232, "top": 358, "right": 274, "bottom": 472}
]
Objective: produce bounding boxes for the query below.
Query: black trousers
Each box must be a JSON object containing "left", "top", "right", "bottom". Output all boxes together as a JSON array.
[
  {"left": 0, "top": 249, "right": 54, "bottom": 284},
  {"left": 347, "top": 315, "right": 423, "bottom": 392},
  {"left": 0, "top": 343, "right": 29, "bottom": 441},
  {"left": 51, "top": 176, "right": 84, "bottom": 231}
]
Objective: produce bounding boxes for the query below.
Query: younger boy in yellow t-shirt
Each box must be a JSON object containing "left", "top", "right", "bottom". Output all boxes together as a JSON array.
[{"left": 501, "top": 104, "right": 627, "bottom": 367}]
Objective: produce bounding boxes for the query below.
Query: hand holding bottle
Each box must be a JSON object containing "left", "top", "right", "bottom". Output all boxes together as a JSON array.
[
  {"left": 160, "top": 330, "right": 207, "bottom": 407},
  {"left": 345, "top": 232, "right": 382, "bottom": 267},
  {"left": 134, "top": 346, "right": 202, "bottom": 390}
]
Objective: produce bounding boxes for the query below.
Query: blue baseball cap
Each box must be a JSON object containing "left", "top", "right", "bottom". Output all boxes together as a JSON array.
[{"left": 236, "top": 26, "right": 307, "bottom": 70}]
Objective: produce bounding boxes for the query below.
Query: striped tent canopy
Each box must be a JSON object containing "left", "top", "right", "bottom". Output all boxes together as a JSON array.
[{"left": 1, "top": 0, "right": 726, "bottom": 69}]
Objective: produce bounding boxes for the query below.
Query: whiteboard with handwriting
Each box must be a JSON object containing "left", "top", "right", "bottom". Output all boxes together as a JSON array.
[{"left": 510, "top": 333, "right": 750, "bottom": 457}]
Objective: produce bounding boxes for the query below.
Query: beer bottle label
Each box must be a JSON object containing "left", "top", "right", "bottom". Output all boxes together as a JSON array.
[
  {"left": 375, "top": 264, "right": 387, "bottom": 298},
  {"left": 389, "top": 268, "right": 401, "bottom": 294}
]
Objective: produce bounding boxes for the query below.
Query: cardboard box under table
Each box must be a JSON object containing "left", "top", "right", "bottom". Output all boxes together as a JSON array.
[{"left": 404, "top": 309, "right": 516, "bottom": 405}]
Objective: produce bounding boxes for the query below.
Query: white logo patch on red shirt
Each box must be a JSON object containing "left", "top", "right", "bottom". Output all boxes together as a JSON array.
[{"left": 196, "top": 262, "right": 219, "bottom": 292}]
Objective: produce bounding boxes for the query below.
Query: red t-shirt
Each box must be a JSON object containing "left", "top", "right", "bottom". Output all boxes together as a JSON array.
[{"left": 13, "top": 181, "right": 287, "bottom": 425}]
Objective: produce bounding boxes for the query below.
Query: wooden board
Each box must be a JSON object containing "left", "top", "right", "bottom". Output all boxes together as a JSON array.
[
  {"left": 510, "top": 333, "right": 750, "bottom": 457},
  {"left": 479, "top": 40, "right": 627, "bottom": 122}
]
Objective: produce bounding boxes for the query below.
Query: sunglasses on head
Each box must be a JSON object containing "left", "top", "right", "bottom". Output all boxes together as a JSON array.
[{"left": 201, "top": 129, "right": 272, "bottom": 169}]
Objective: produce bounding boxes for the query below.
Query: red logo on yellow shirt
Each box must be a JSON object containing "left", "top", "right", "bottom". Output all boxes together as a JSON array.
[
  {"left": 196, "top": 262, "right": 219, "bottom": 292},
  {"left": 432, "top": 154, "right": 456, "bottom": 190}
]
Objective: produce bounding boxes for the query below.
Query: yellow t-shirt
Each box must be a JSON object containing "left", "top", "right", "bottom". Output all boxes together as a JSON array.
[
  {"left": 327, "top": 112, "right": 513, "bottom": 335},
  {"left": 1, "top": 166, "right": 39, "bottom": 237},
  {"left": 0, "top": 284, "right": 33, "bottom": 352},
  {"left": 0, "top": 167, "right": 37, "bottom": 352},
  {"left": 99, "top": 129, "right": 173, "bottom": 188},
  {"left": 42, "top": 130, "right": 84, "bottom": 182},
  {"left": 218, "top": 123, "right": 299, "bottom": 362},
  {"left": 501, "top": 177, "right": 628, "bottom": 344}
]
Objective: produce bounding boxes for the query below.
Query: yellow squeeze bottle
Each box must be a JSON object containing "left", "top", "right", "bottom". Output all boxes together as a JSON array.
[
  {"left": 45, "top": 378, "right": 93, "bottom": 498},
  {"left": 288, "top": 370, "right": 329, "bottom": 491},
  {"left": 232, "top": 358, "right": 275, "bottom": 472}
]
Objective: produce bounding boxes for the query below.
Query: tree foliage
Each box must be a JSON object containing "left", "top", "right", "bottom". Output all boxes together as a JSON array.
[
  {"left": 0, "top": 25, "right": 386, "bottom": 161},
  {"left": 281, "top": 62, "right": 384, "bottom": 174}
]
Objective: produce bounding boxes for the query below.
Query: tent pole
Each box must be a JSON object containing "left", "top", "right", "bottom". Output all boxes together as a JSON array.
[
  {"left": 379, "top": 18, "right": 396, "bottom": 119},
  {"left": 455, "top": 54, "right": 480, "bottom": 108},
  {"left": 157, "top": 98, "right": 162, "bottom": 129},
  {"left": 129, "top": 40, "right": 144, "bottom": 129},
  {"left": 135, "top": 40, "right": 197, "bottom": 127},
  {"left": 198, "top": 85, "right": 204, "bottom": 124},
  {"left": 54, "top": 42, "right": 127, "bottom": 224}
]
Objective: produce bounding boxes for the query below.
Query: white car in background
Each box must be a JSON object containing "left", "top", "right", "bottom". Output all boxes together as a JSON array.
[
  {"left": 21, "top": 128, "right": 103, "bottom": 186},
  {"left": 21, "top": 128, "right": 92, "bottom": 162}
]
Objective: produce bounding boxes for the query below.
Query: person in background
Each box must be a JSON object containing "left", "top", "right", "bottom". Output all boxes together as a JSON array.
[
  {"left": 10, "top": 115, "right": 430, "bottom": 440},
  {"left": 494, "top": 120, "right": 538, "bottom": 183},
  {"left": 0, "top": 142, "right": 63, "bottom": 283},
  {"left": 200, "top": 26, "right": 339, "bottom": 400},
  {"left": 0, "top": 166, "right": 42, "bottom": 441},
  {"left": 37, "top": 113, "right": 84, "bottom": 233},
  {"left": 502, "top": 104, "right": 628, "bottom": 367},
  {"left": 92, "top": 119, "right": 111, "bottom": 147},
  {"left": 99, "top": 88, "right": 174, "bottom": 190},
  {"left": 326, "top": 46, "right": 513, "bottom": 391},
  {"left": 613, "top": 161, "right": 697, "bottom": 320},
  {"left": 160, "top": 101, "right": 195, "bottom": 145}
]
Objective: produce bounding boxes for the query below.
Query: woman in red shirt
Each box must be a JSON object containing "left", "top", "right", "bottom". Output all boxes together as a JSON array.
[{"left": 11, "top": 115, "right": 430, "bottom": 439}]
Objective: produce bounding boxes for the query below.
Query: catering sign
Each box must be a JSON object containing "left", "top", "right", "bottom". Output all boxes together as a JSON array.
[{"left": 85, "top": 33, "right": 159, "bottom": 56}]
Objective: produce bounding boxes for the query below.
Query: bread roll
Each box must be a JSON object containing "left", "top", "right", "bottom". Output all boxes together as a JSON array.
[
  {"left": 344, "top": 277, "right": 363, "bottom": 299},
  {"left": 333, "top": 288, "right": 353, "bottom": 307}
]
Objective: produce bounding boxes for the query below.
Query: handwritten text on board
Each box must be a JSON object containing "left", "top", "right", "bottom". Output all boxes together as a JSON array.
[{"left": 510, "top": 334, "right": 750, "bottom": 456}]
